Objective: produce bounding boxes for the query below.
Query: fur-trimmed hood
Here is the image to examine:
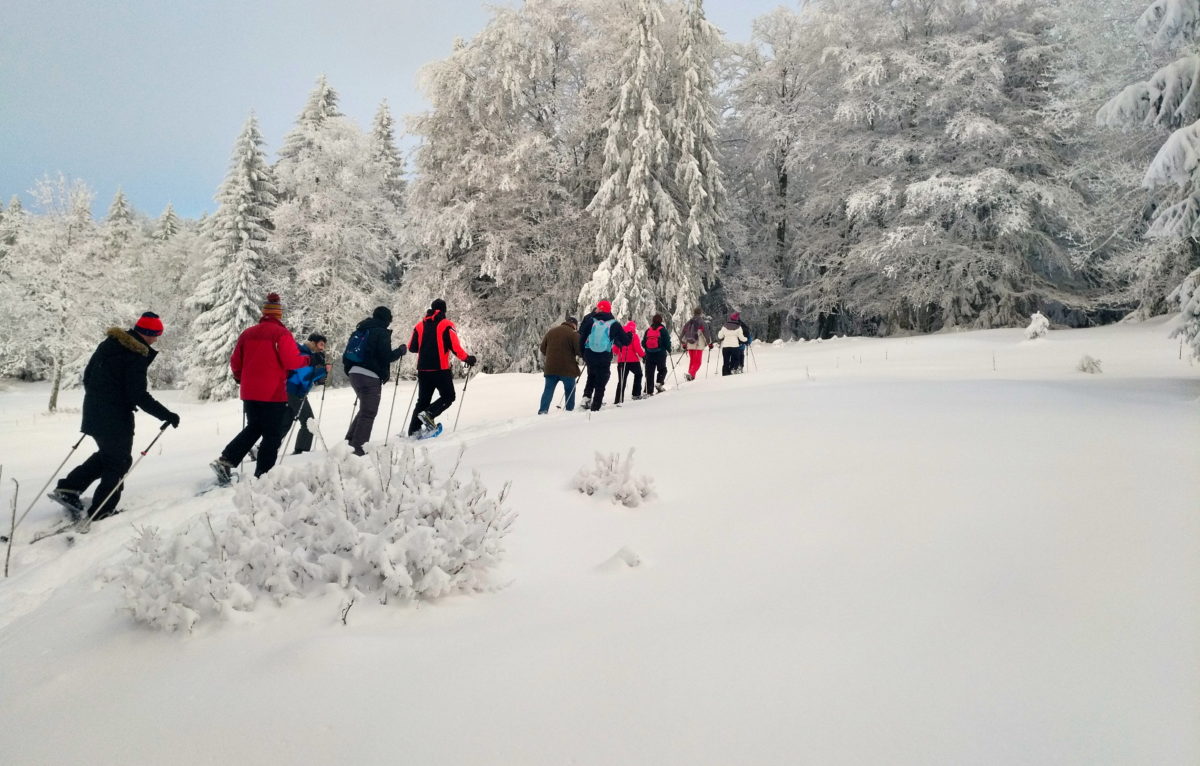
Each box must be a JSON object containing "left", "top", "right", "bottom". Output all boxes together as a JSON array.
[{"left": 107, "top": 326, "right": 152, "bottom": 357}]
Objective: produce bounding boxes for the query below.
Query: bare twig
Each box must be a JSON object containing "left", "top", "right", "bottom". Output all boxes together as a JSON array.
[
  {"left": 5, "top": 472, "right": 16, "bottom": 577},
  {"left": 340, "top": 597, "right": 356, "bottom": 626}
]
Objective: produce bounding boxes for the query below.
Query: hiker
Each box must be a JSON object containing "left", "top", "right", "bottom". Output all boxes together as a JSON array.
[
  {"left": 733, "top": 312, "right": 752, "bottom": 373},
  {"left": 718, "top": 313, "right": 748, "bottom": 376},
  {"left": 641, "top": 314, "right": 671, "bottom": 396},
  {"left": 50, "top": 312, "right": 180, "bottom": 521},
  {"left": 211, "top": 293, "right": 314, "bottom": 484},
  {"left": 613, "top": 320, "right": 645, "bottom": 404},
  {"left": 407, "top": 299, "right": 476, "bottom": 435},
  {"left": 343, "top": 306, "right": 407, "bottom": 456},
  {"left": 679, "top": 308, "right": 712, "bottom": 381},
  {"left": 538, "top": 315, "right": 581, "bottom": 414},
  {"left": 284, "top": 333, "right": 329, "bottom": 455},
  {"left": 578, "top": 299, "right": 631, "bottom": 412}
]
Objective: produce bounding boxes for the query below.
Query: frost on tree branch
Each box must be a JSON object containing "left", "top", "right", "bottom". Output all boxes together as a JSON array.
[
  {"left": 1097, "top": 55, "right": 1200, "bottom": 130},
  {"left": 1137, "top": 0, "right": 1200, "bottom": 51},
  {"left": 1141, "top": 121, "right": 1200, "bottom": 238},
  {"left": 573, "top": 449, "right": 655, "bottom": 508},
  {"left": 110, "top": 445, "right": 514, "bottom": 632}
]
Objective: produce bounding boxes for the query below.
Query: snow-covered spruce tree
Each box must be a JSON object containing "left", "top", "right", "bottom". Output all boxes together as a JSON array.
[
  {"left": 271, "top": 78, "right": 402, "bottom": 349},
  {"left": 580, "top": 0, "right": 680, "bottom": 325},
  {"left": 370, "top": 100, "right": 411, "bottom": 288},
  {"left": 407, "top": 0, "right": 601, "bottom": 370},
  {"left": 153, "top": 202, "right": 180, "bottom": 243},
  {"left": 663, "top": 0, "right": 725, "bottom": 327},
  {"left": 1098, "top": 0, "right": 1200, "bottom": 356},
  {"left": 112, "top": 444, "right": 515, "bottom": 632},
  {"left": 1, "top": 175, "right": 107, "bottom": 408},
  {"left": 188, "top": 115, "right": 277, "bottom": 400}
]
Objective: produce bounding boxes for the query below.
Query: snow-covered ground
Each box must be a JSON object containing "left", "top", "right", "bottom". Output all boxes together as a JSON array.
[{"left": 1, "top": 318, "right": 1197, "bottom": 765}]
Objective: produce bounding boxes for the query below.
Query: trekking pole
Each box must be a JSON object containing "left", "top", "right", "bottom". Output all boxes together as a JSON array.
[
  {"left": 706, "top": 346, "right": 712, "bottom": 377},
  {"left": 14, "top": 434, "right": 86, "bottom": 530},
  {"left": 316, "top": 374, "right": 329, "bottom": 426},
  {"left": 77, "top": 422, "right": 170, "bottom": 533},
  {"left": 303, "top": 393, "right": 329, "bottom": 451},
  {"left": 383, "top": 374, "right": 402, "bottom": 439},
  {"left": 279, "top": 411, "right": 300, "bottom": 463},
  {"left": 399, "top": 371, "right": 418, "bottom": 438},
  {"left": 452, "top": 367, "right": 474, "bottom": 432},
  {"left": 552, "top": 371, "right": 581, "bottom": 411},
  {"left": 749, "top": 341, "right": 758, "bottom": 372}
]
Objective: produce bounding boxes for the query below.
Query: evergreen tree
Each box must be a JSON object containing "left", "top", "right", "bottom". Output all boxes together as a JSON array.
[
  {"left": 188, "top": 114, "right": 277, "bottom": 400},
  {"left": 154, "top": 203, "right": 180, "bottom": 242},
  {"left": 665, "top": 0, "right": 726, "bottom": 325},
  {"left": 277, "top": 74, "right": 342, "bottom": 164},
  {"left": 102, "top": 187, "right": 138, "bottom": 257},
  {"left": 580, "top": 0, "right": 677, "bottom": 325},
  {"left": 370, "top": 100, "right": 407, "bottom": 210}
]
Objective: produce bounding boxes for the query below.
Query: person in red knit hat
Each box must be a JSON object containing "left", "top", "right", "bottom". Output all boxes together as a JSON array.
[
  {"left": 210, "top": 293, "right": 316, "bottom": 485},
  {"left": 49, "top": 312, "right": 180, "bottom": 522}
]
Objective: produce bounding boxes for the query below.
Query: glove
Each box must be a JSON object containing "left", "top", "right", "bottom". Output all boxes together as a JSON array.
[
  {"left": 164, "top": 411, "right": 181, "bottom": 429},
  {"left": 397, "top": 343, "right": 407, "bottom": 355},
  {"left": 708, "top": 344, "right": 714, "bottom": 350},
  {"left": 465, "top": 354, "right": 478, "bottom": 367},
  {"left": 309, "top": 351, "right": 326, "bottom": 368}
]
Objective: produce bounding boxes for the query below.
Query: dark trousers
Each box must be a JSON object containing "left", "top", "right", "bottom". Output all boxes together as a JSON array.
[
  {"left": 58, "top": 429, "right": 134, "bottom": 517},
  {"left": 286, "top": 393, "right": 316, "bottom": 453},
  {"left": 539, "top": 375, "right": 577, "bottom": 413},
  {"left": 222, "top": 400, "right": 290, "bottom": 477},
  {"left": 346, "top": 373, "right": 382, "bottom": 448},
  {"left": 644, "top": 353, "right": 667, "bottom": 394},
  {"left": 582, "top": 351, "right": 611, "bottom": 411},
  {"left": 721, "top": 347, "right": 738, "bottom": 376},
  {"left": 614, "top": 361, "right": 642, "bottom": 403},
  {"left": 409, "top": 369, "right": 455, "bottom": 434}
]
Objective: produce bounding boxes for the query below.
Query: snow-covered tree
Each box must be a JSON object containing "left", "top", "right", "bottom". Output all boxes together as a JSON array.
[
  {"left": 272, "top": 79, "right": 403, "bottom": 350},
  {"left": 580, "top": 0, "right": 680, "bottom": 325},
  {"left": 1098, "top": 0, "right": 1200, "bottom": 355},
  {"left": 188, "top": 115, "right": 277, "bottom": 400},
  {"left": 370, "top": 100, "right": 407, "bottom": 210},
  {"left": 154, "top": 203, "right": 180, "bottom": 242}
]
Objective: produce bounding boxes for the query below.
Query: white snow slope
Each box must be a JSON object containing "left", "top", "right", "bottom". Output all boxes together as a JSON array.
[{"left": 0, "top": 318, "right": 1197, "bottom": 765}]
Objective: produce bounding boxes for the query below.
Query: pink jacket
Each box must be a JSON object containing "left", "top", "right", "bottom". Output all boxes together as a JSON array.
[{"left": 614, "top": 322, "right": 644, "bottom": 363}]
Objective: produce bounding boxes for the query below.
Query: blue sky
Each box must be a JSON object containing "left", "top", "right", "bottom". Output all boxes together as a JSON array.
[{"left": 0, "top": 1, "right": 792, "bottom": 220}]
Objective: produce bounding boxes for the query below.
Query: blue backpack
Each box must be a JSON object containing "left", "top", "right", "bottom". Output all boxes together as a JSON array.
[
  {"left": 343, "top": 327, "right": 370, "bottom": 365},
  {"left": 585, "top": 318, "right": 616, "bottom": 353}
]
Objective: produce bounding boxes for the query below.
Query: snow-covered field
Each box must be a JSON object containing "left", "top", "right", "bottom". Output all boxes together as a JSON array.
[{"left": 1, "top": 318, "right": 1197, "bottom": 765}]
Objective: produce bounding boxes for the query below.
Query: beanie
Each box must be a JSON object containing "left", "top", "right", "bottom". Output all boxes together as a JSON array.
[
  {"left": 262, "top": 292, "right": 283, "bottom": 320},
  {"left": 431, "top": 298, "right": 447, "bottom": 314},
  {"left": 651, "top": 313, "right": 663, "bottom": 326},
  {"left": 134, "top": 311, "right": 164, "bottom": 337},
  {"left": 730, "top": 312, "right": 739, "bottom": 321},
  {"left": 372, "top": 306, "right": 393, "bottom": 324},
  {"left": 596, "top": 299, "right": 612, "bottom": 313},
  {"left": 566, "top": 315, "right": 578, "bottom": 326}
]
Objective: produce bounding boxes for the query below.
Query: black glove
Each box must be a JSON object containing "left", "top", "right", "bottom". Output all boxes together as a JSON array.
[
  {"left": 397, "top": 343, "right": 407, "bottom": 355},
  {"left": 164, "top": 411, "right": 181, "bottom": 429},
  {"left": 465, "top": 354, "right": 477, "bottom": 367},
  {"left": 309, "top": 351, "right": 326, "bottom": 368}
]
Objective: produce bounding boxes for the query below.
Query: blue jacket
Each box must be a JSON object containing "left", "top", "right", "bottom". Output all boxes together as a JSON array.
[{"left": 286, "top": 343, "right": 327, "bottom": 397}]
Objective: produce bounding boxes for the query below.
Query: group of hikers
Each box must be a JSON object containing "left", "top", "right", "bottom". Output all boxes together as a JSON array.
[
  {"left": 43, "top": 293, "right": 750, "bottom": 527},
  {"left": 539, "top": 301, "right": 753, "bottom": 413}
]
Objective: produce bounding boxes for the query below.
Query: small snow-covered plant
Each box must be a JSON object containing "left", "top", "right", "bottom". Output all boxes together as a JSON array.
[
  {"left": 112, "top": 444, "right": 514, "bottom": 632},
  {"left": 1025, "top": 311, "right": 1050, "bottom": 340},
  {"left": 573, "top": 449, "right": 655, "bottom": 508},
  {"left": 1077, "top": 354, "right": 1103, "bottom": 374}
]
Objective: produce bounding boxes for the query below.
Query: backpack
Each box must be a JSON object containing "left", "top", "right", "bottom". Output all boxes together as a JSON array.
[
  {"left": 644, "top": 326, "right": 662, "bottom": 351},
  {"left": 682, "top": 319, "right": 701, "bottom": 344},
  {"left": 343, "top": 327, "right": 370, "bottom": 365},
  {"left": 586, "top": 318, "right": 616, "bottom": 353}
]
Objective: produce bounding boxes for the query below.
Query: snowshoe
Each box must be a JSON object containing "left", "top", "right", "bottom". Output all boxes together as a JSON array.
[
  {"left": 418, "top": 411, "right": 437, "bottom": 432},
  {"left": 47, "top": 488, "right": 85, "bottom": 519},
  {"left": 656, "top": 383, "right": 665, "bottom": 393},
  {"left": 415, "top": 423, "right": 443, "bottom": 440}
]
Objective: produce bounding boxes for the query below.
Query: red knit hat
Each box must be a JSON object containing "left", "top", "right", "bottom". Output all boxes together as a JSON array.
[
  {"left": 596, "top": 299, "right": 612, "bottom": 313},
  {"left": 262, "top": 292, "right": 283, "bottom": 320},
  {"left": 134, "top": 312, "right": 164, "bottom": 336}
]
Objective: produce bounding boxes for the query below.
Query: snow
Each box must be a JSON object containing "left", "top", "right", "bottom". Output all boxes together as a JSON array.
[{"left": 1, "top": 317, "right": 1197, "bottom": 765}]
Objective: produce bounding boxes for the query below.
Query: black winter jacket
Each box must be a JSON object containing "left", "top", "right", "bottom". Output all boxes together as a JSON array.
[
  {"left": 344, "top": 317, "right": 406, "bottom": 382},
  {"left": 80, "top": 327, "right": 172, "bottom": 438},
  {"left": 578, "top": 311, "right": 631, "bottom": 357}
]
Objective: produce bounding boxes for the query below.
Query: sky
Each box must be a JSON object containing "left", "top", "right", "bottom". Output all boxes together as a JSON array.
[{"left": 0, "top": 0, "right": 794, "bottom": 220}]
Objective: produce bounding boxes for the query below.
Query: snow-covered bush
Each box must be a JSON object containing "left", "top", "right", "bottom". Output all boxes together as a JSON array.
[
  {"left": 1025, "top": 311, "right": 1050, "bottom": 339},
  {"left": 112, "top": 444, "right": 514, "bottom": 632},
  {"left": 1077, "top": 354, "right": 1104, "bottom": 373},
  {"left": 573, "top": 449, "right": 655, "bottom": 508}
]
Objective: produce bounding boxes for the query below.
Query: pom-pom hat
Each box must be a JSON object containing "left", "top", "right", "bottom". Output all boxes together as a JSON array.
[
  {"left": 262, "top": 292, "right": 283, "bottom": 320},
  {"left": 596, "top": 299, "right": 612, "bottom": 313},
  {"left": 134, "top": 311, "right": 164, "bottom": 336}
]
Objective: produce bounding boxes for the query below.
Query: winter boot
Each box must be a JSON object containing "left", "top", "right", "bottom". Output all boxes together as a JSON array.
[
  {"left": 656, "top": 383, "right": 665, "bottom": 393},
  {"left": 47, "top": 488, "right": 84, "bottom": 518},
  {"left": 418, "top": 411, "right": 437, "bottom": 432},
  {"left": 210, "top": 458, "right": 234, "bottom": 487},
  {"left": 580, "top": 396, "right": 591, "bottom": 410}
]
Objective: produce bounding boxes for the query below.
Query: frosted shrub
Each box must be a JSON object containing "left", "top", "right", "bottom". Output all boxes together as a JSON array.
[
  {"left": 1077, "top": 355, "right": 1103, "bottom": 374},
  {"left": 113, "top": 444, "right": 514, "bottom": 632},
  {"left": 573, "top": 449, "right": 655, "bottom": 508},
  {"left": 1025, "top": 312, "right": 1050, "bottom": 340}
]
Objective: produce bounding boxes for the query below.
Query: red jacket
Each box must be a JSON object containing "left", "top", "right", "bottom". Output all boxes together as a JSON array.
[
  {"left": 230, "top": 317, "right": 307, "bottom": 402},
  {"left": 408, "top": 311, "right": 469, "bottom": 371},
  {"left": 613, "top": 322, "right": 644, "bottom": 363}
]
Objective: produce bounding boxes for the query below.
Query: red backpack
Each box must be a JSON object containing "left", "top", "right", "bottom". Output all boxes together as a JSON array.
[{"left": 645, "top": 326, "right": 662, "bottom": 350}]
